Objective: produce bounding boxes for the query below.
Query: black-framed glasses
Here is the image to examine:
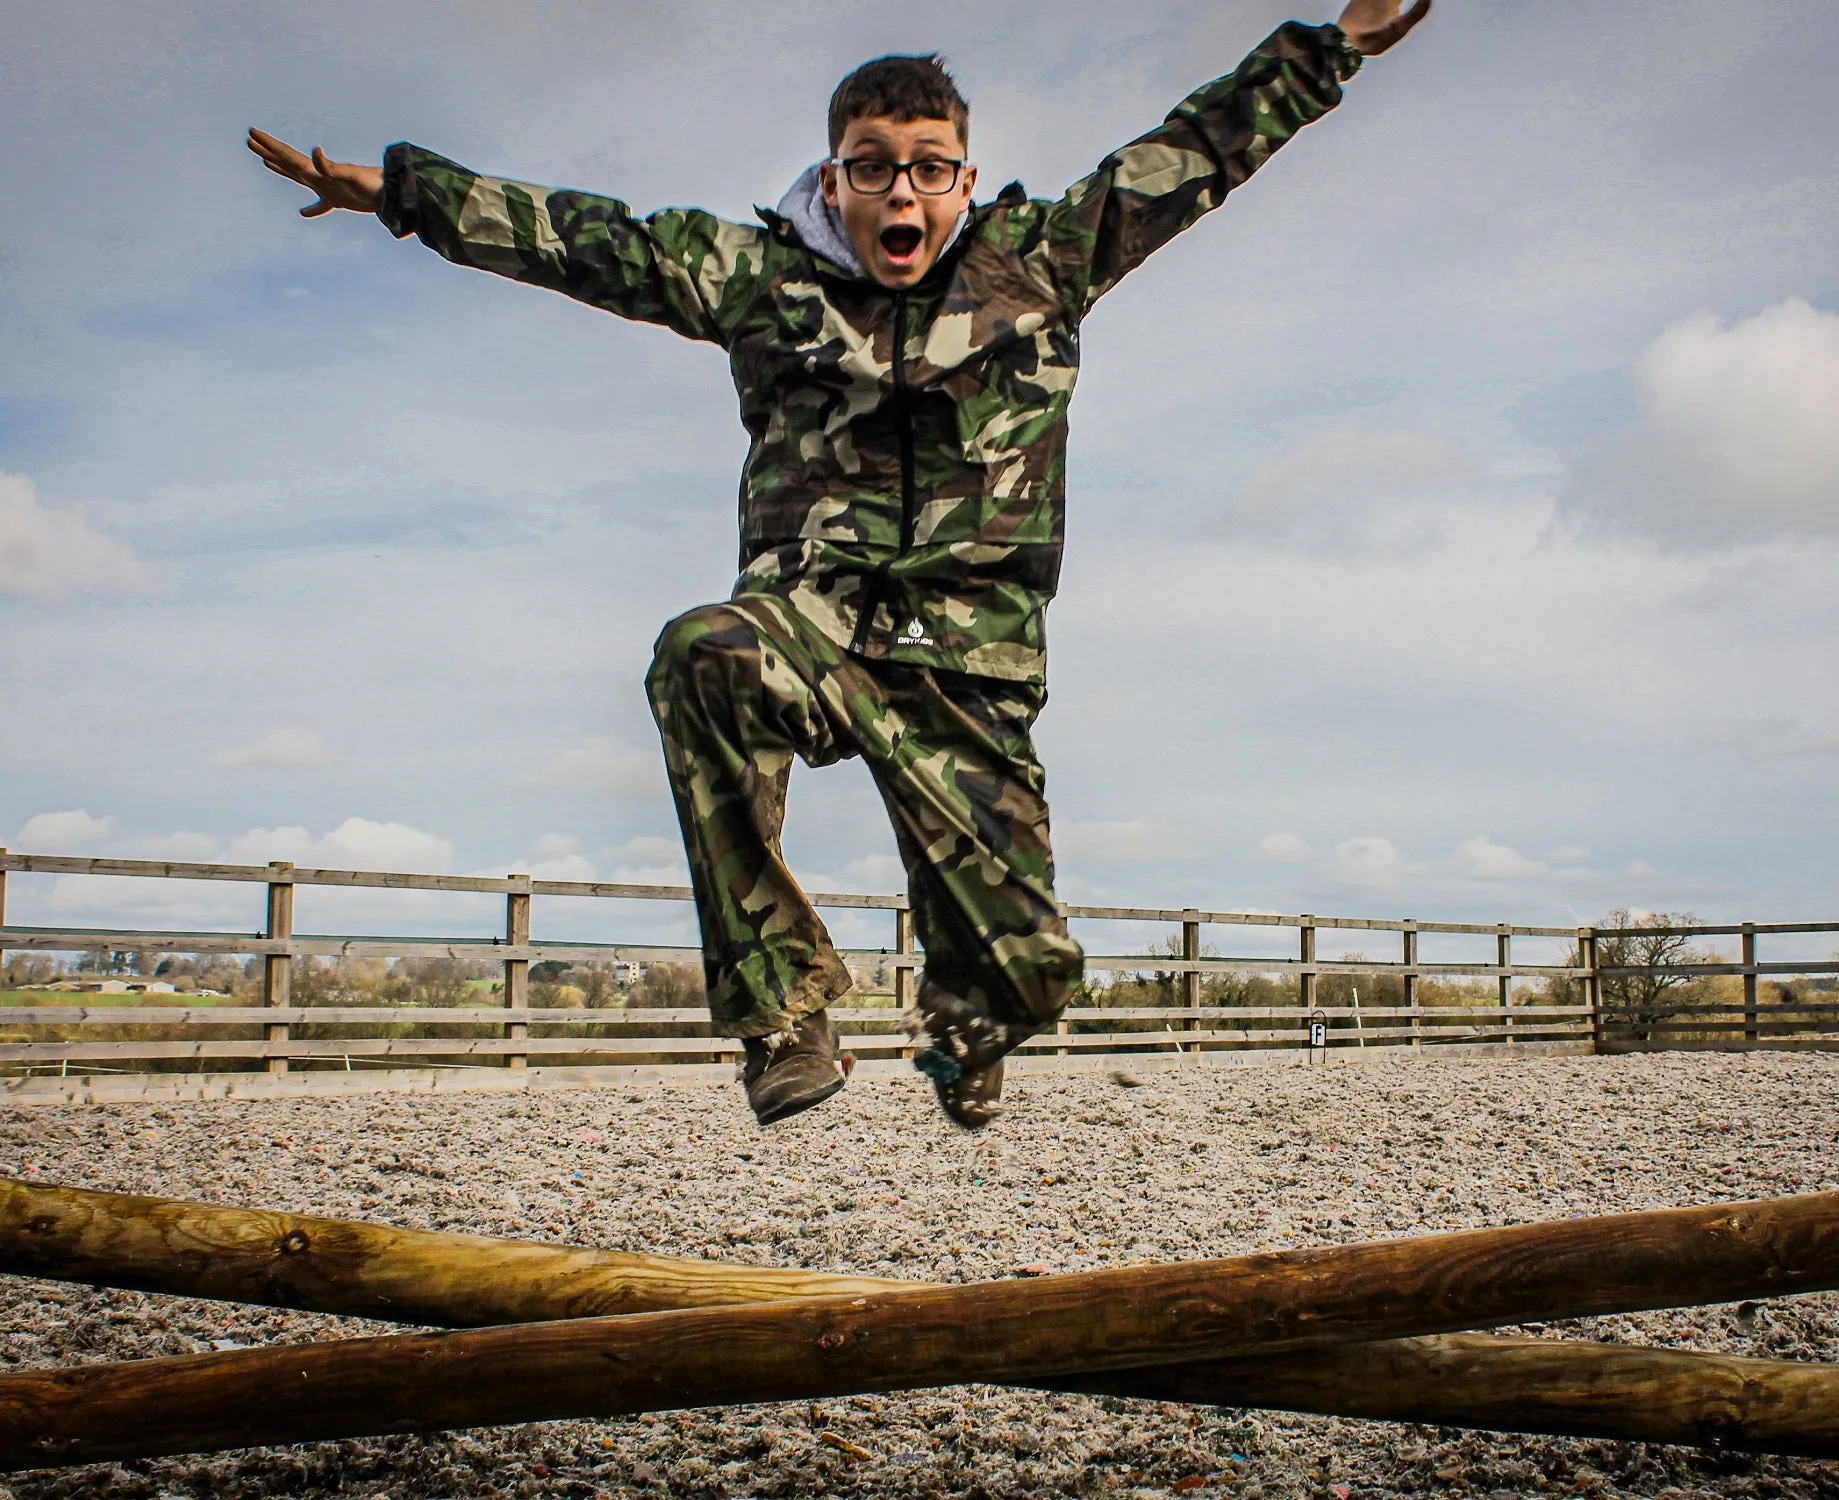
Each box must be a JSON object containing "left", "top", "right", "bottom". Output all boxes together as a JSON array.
[{"left": 831, "top": 157, "right": 966, "bottom": 196}]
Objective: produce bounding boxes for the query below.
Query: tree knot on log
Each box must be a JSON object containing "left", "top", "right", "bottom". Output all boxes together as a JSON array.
[
  {"left": 279, "top": 1230, "right": 311, "bottom": 1256},
  {"left": 25, "top": 1215, "right": 59, "bottom": 1236}
]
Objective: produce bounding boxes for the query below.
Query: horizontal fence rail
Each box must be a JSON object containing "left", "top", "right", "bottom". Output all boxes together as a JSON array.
[{"left": 1, "top": 850, "right": 1833, "bottom": 1101}]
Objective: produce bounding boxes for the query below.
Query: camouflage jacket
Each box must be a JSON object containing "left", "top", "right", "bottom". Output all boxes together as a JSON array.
[{"left": 380, "top": 22, "right": 1361, "bottom": 682}]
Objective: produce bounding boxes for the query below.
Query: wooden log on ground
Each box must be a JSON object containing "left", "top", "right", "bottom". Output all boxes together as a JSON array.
[
  {"left": 6, "top": 1178, "right": 1839, "bottom": 1458},
  {"left": 5, "top": 1190, "right": 1839, "bottom": 1468},
  {"left": 1064, "top": 1336, "right": 1839, "bottom": 1458},
  {"left": 0, "top": 1178, "right": 903, "bottom": 1323}
]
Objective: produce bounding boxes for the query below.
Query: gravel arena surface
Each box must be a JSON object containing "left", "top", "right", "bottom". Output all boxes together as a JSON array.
[{"left": 3, "top": 1051, "right": 1839, "bottom": 1499}]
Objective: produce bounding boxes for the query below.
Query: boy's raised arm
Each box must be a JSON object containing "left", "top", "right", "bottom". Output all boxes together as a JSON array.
[
  {"left": 1042, "top": 0, "right": 1429, "bottom": 316},
  {"left": 246, "top": 129, "right": 767, "bottom": 347}
]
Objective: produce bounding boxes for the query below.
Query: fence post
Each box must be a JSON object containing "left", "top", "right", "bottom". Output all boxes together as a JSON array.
[
  {"left": 1182, "top": 910, "right": 1202, "bottom": 1035},
  {"left": 896, "top": 905, "right": 919, "bottom": 1059},
  {"left": 1580, "top": 928, "right": 1600, "bottom": 1052},
  {"left": 505, "top": 876, "right": 531, "bottom": 1070},
  {"left": 1299, "top": 917, "right": 1316, "bottom": 1042},
  {"left": 1400, "top": 922, "right": 1420, "bottom": 1048},
  {"left": 1497, "top": 926, "right": 1513, "bottom": 1046},
  {"left": 262, "top": 862, "right": 294, "bottom": 1076},
  {"left": 0, "top": 848, "right": 8, "bottom": 978},
  {"left": 1741, "top": 923, "right": 1758, "bottom": 1044}
]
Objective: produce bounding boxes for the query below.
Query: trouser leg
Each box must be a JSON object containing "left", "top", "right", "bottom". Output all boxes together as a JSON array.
[
  {"left": 644, "top": 602, "right": 854, "bottom": 1039},
  {"left": 863, "top": 668, "right": 1084, "bottom": 1035}
]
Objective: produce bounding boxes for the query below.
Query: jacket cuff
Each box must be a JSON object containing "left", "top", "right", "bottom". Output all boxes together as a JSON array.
[
  {"left": 377, "top": 141, "right": 419, "bottom": 239},
  {"left": 1321, "top": 23, "right": 1365, "bottom": 83}
]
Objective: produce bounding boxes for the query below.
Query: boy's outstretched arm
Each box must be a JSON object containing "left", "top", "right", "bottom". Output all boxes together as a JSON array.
[
  {"left": 1042, "top": 0, "right": 1430, "bottom": 316},
  {"left": 245, "top": 128, "right": 766, "bottom": 347}
]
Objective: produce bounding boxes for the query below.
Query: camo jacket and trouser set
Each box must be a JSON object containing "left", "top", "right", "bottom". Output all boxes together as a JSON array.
[{"left": 380, "top": 22, "right": 1362, "bottom": 1046}]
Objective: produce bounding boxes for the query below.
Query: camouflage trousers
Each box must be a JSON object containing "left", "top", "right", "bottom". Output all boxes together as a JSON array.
[{"left": 645, "top": 593, "right": 1084, "bottom": 1041}]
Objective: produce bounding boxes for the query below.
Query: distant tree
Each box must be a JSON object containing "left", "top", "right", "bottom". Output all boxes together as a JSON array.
[
  {"left": 290, "top": 956, "right": 342, "bottom": 1007},
  {"left": 392, "top": 957, "right": 472, "bottom": 1008},
  {"left": 3, "top": 954, "right": 59, "bottom": 988},
  {"left": 631, "top": 963, "right": 705, "bottom": 1008},
  {"left": 1204, "top": 971, "right": 1294, "bottom": 1008},
  {"left": 1317, "top": 955, "right": 1404, "bottom": 1009},
  {"left": 574, "top": 965, "right": 618, "bottom": 1008},
  {"left": 1144, "top": 931, "right": 1215, "bottom": 1006},
  {"left": 1551, "top": 908, "right": 1709, "bottom": 1040}
]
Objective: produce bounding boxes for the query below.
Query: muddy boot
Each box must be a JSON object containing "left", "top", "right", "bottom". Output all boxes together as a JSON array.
[
  {"left": 921, "top": 1053, "right": 1006, "bottom": 1130},
  {"left": 740, "top": 1010, "right": 848, "bottom": 1126},
  {"left": 910, "top": 986, "right": 1033, "bottom": 1131}
]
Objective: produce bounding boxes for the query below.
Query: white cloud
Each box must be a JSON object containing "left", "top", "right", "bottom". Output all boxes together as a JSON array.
[
  {"left": 611, "top": 865, "right": 691, "bottom": 887},
  {"left": 497, "top": 832, "right": 597, "bottom": 882},
  {"left": 615, "top": 834, "right": 683, "bottom": 864},
  {"left": 14, "top": 809, "right": 114, "bottom": 851},
  {"left": 226, "top": 817, "right": 454, "bottom": 872},
  {"left": 1216, "top": 429, "right": 1483, "bottom": 541},
  {"left": 1454, "top": 836, "right": 1547, "bottom": 880},
  {"left": 1256, "top": 832, "right": 1313, "bottom": 863},
  {"left": 1325, "top": 837, "right": 1404, "bottom": 888},
  {"left": 517, "top": 739, "right": 661, "bottom": 796},
  {"left": 1545, "top": 844, "right": 1591, "bottom": 864},
  {"left": 1564, "top": 299, "right": 1839, "bottom": 541},
  {"left": 0, "top": 471, "right": 147, "bottom": 600},
  {"left": 844, "top": 854, "right": 906, "bottom": 891},
  {"left": 210, "top": 726, "right": 333, "bottom": 769}
]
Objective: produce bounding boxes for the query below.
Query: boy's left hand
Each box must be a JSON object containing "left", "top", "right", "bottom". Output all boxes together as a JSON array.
[{"left": 1336, "top": 0, "right": 1432, "bottom": 55}]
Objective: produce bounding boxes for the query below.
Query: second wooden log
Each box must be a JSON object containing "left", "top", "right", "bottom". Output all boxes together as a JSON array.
[{"left": 1065, "top": 1335, "right": 1839, "bottom": 1459}]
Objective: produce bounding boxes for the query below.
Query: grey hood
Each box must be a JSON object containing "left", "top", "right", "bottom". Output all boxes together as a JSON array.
[
  {"left": 775, "top": 162, "right": 972, "bottom": 280},
  {"left": 776, "top": 163, "right": 868, "bottom": 275}
]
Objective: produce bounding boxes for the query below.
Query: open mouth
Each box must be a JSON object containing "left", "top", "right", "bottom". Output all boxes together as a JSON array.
[{"left": 878, "top": 224, "right": 924, "bottom": 266}]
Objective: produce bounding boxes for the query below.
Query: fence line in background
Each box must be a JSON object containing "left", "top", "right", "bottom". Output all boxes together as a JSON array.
[{"left": 2, "top": 849, "right": 1836, "bottom": 1103}]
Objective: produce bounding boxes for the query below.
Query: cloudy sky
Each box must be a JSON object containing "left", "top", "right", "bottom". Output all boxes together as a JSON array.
[{"left": 4, "top": 0, "right": 1836, "bottom": 962}]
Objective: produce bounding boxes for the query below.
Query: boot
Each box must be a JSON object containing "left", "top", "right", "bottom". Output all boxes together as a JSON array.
[
  {"left": 917, "top": 1051, "right": 1006, "bottom": 1130},
  {"left": 910, "top": 985, "right": 1032, "bottom": 1131},
  {"left": 740, "top": 1010, "right": 847, "bottom": 1125}
]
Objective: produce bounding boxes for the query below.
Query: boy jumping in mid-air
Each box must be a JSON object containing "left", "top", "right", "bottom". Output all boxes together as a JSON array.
[{"left": 251, "top": 0, "right": 1430, "bottom": 1131}]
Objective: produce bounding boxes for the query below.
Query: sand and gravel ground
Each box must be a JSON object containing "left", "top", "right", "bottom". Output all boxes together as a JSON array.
[{"left": 3, "top": 1050, "right": 1839, "bottom": 1499}]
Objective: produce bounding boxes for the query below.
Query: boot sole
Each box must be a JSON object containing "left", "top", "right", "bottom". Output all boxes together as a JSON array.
[{"left": 753, "top": 1072, "right": 847, "bottom": 1125}]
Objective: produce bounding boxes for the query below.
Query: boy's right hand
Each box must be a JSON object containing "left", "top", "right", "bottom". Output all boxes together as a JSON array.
[
  {"left": 247, "top": 128, "right": 383, "bottom": 217},
  {"left": 1336, "top": 0, "right": 1432, "bottom": 55}
]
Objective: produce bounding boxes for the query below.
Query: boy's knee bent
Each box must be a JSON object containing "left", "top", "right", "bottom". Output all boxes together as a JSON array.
[{"left": 647, "top": 604, "right": 758, "bottom": 703}]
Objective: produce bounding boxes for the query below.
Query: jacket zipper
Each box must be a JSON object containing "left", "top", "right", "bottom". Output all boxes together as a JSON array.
[
  {"left": 851, "top": 291, "right": 917, "bottom": 655},
  {"left": 893, "top": 292, "right": 917, "bottom": 556}
]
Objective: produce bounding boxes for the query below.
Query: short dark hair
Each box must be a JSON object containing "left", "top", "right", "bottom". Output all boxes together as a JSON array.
[{"left": 828, "top": 54, "right": 970, "bottom": 155}]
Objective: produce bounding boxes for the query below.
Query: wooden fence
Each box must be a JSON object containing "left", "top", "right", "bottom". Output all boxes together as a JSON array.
[{"left": 1, "top": 850, "right": 1833, "bottom": 1102}]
